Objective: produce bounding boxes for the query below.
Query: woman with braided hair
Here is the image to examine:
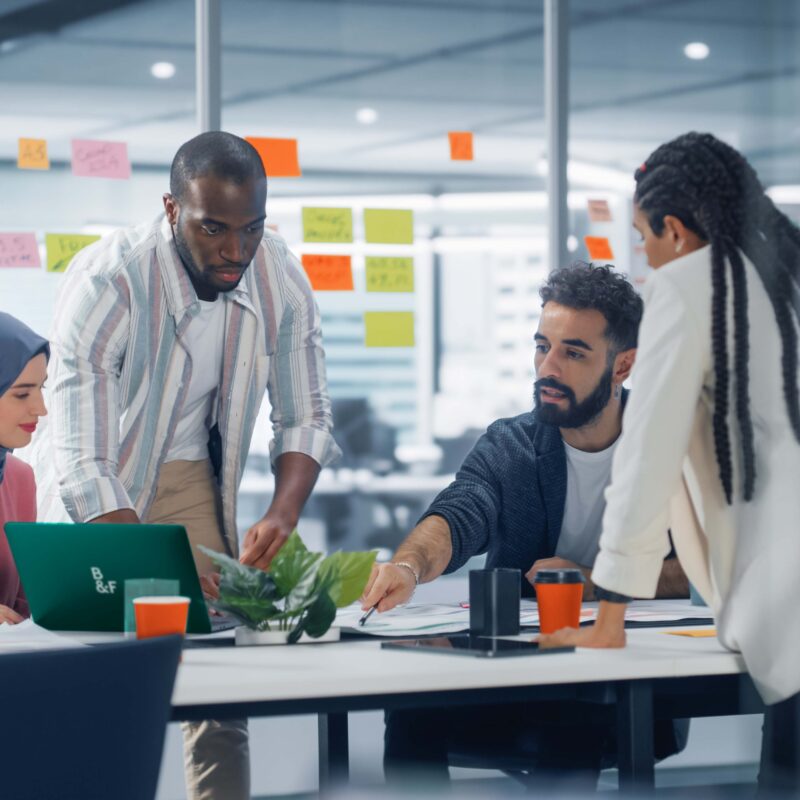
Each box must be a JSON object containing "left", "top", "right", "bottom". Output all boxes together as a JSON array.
[{"left": 541, "top": 132, "right": 800, "bottom": 792}]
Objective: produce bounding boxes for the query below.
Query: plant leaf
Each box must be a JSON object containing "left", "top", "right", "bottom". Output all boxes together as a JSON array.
[
  {"left": 270, "top": 531, "right": 322, "bottom": 599},
  {"left": 302, "top": 589, "right": 337, "bottom": 638},
  {"left": 317, "top": 549, "right": 378, "bottom": 607}
]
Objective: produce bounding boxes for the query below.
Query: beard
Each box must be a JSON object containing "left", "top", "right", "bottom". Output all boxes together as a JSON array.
[{"left": 533, "top": 363, "right": 615, "bottom": 429}]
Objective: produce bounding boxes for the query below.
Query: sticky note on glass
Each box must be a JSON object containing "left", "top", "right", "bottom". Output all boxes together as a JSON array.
[
  {"left": 301, "top": 254, "right": 353, "bottom": 291},
  {"left": 18, "top": 138, "right": 49, "bottom": 170},
  {"left": 45, "top": 233, "right": 101, "bottom": 273},
  {"left": 71, "top": 139, "right": 131, "bottom": 179},
  {"left": 364, "top": 312, "right": 415, "bottom": 347},
  {"left": 364, "top": 209, "right": 414, "bottom": 244},
  {"left": 665, "top": 629, "right": 717, "bottom": 638},
  {"left": 246, "top": 137, "right": 301, "bottom": 178},
  {"left": 366, "top": 257, "right": 414, "bottom": 293},
  {"left": 0, "top": 233, "right": 41, "bottom": 268},
  {"left": 448, "top": 131, "right": 474, "bottom": 161},
  {"left": 585, "top": 236, "right": 614, "bottom": 261},
  {"left": 302, "top": 207, "right": 353, "bottom": 243},
  {"left": 587, "top": 199, "right": 612, "bottom": 222}
]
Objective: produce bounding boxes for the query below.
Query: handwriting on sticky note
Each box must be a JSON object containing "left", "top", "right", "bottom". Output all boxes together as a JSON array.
[
  {"left": 45, "top": 233, "right": 101, "bottom": 273},
  {"left": 246, "top": 137, "right": 301, "bottom": 178},
  {"left": 587, "top": 199, "right": 612, "bottom": 222},
  {"left": 0, "top": 234, "right": 41, "bottom": 268},
  {"left": 71, "top": 139, "right": 131, "bottom": 179},
  {"left": 364, "top": 209, "right": 414, "bottom": 245},
  {"left": 302, "top": 208, "right": 353, "bottom": 243},
  {"left": 366, "top": 257, "right": 414, "bottom": 292},
  {"left": 301, "top": 254, "right": 354, "bottom": 291},
  {"left": 364, "top": 312, "right": 415, "bottom": 347},
  {"left": 17, "top": 138, "right": 49, "bottom": 170},
  {"left": 584, "top": 236, "right": 614, "bottom": 261},
  {"left": 448, "top": 131, "right": 474, "bottom": 161}
]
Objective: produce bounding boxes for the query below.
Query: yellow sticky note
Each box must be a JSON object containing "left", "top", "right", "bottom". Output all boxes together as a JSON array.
[
  {"left": 302, "top": 208, "right": 353, "bottom": 243},
  {"left": 45, "top": 233, "right": 101, "bottom": 273},
  {"left": 665, "top": 629, "right": 717, "bottom": 638},
  {"left": 366, "top": 257, "right": 414, "bottom": 293},
  {"left": 364, "top": 209, "right": 414, "bottom": 245},
  {"left": 364, "top": 312, "right": 415, "bottom": 347},
  {"left": 18, "top": 138, "right": 49, "bottom": 170}
]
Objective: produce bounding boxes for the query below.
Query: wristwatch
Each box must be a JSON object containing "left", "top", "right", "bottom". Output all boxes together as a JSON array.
[{"left": 593, "top": 585, "right": 631, "bottom": 604}]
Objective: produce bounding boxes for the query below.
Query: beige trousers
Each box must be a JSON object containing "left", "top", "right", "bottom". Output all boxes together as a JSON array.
[{"left": 147, "top": 460, "right": 250, "bottom": 800}]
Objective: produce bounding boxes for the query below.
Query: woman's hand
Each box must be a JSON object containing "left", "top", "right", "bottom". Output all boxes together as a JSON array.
[
  {"left": 539, "top": 600, "right": 627, "bottom": 649},
  {"left": 0, "top": 604, "right": 24, "bottom": 625}
]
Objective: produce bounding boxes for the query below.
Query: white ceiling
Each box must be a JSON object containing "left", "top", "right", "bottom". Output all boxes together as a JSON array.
[{"left": 1, "top": 0, "right": 799, "bottom": 195}]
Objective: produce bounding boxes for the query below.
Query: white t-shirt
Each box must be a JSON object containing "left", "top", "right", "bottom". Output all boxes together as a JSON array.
[
  {"left": 165, "top": 299, "right": 226, "bottom": 462},
  {"left": 555, "top": 438, "right": 619, "bottom": 567}
]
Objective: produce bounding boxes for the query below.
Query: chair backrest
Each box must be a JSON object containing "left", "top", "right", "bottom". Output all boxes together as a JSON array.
[{"left": 0, "top": 635, "right": 182, "bottom": 800}]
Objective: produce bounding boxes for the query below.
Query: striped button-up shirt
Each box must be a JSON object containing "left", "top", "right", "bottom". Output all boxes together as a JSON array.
[{"left": 34, "top": 215, "right": 340, "bottom": 554}]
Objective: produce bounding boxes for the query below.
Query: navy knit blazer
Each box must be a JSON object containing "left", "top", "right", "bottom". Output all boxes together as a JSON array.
[{"left": 421, "top": 392, "right": 631, "bottom": 598}]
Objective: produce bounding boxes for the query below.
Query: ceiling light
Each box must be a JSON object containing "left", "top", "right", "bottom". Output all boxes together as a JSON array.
[
  {"left": 683, "top": 42, "right": 709, "bottom": 60},
  {"left": 151, "top": 61, "right": 176, "bottom": 80},
  {"left": 356, "top": 107, "right": 378, "bottom": 125}
]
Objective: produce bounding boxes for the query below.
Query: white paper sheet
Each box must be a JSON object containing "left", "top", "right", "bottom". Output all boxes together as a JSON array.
[
  {"left": 0, "top": 619, "right": 87, "bottom": 651},
  {"left": 338, "top": 598, "right": 713, "bottom": 637}
]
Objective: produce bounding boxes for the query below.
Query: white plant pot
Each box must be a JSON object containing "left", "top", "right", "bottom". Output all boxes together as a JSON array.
[{"left": 235, "top": 626, "right": 341, "bottom": 646}]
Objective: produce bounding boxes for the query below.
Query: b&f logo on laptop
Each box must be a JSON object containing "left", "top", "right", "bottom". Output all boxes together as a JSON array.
[{"left": 91, "top": 567, "right": 117, "bottom": 595}]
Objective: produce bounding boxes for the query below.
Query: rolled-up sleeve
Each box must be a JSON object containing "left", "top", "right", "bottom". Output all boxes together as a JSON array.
[
  {"left": 267, "top": 245, "right": 341, "bottom": 469},
  {"left": 49, "top": 266, "right": 134, "bottom": 522},
  {"left": 593, "top": 270, "right": 708, "bottom": 598}
]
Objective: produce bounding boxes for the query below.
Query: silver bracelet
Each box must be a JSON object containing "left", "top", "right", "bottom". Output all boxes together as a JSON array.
[{"left": 393, "top": 561, "right": 420, "bottom": 586}]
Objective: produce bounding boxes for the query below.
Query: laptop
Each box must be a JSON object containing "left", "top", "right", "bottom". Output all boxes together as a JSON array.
[{"left": 4, "top": 522, "right": 231, "bottom": 634}]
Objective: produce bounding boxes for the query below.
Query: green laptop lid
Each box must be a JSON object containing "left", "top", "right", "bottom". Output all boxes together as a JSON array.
[{"left": 4, "top": 522, "right": 211, "bottom": 634}]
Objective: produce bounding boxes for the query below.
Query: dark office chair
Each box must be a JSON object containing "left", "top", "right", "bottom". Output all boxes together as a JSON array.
[{"left": 0, "top": 635, "right": 182, "bottom": 800}]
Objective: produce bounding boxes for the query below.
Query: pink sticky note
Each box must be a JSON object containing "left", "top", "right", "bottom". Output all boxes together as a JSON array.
[
  {"left": 71, "top": 139, "right": 131, "bottom": 179},
  {"left": 0, "top": 233, "right": 41, "bottom": 269}
]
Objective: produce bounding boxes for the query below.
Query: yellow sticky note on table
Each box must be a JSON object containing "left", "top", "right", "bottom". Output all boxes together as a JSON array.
[
  {"left": 665, "top": 629, "right": 717, "bottom": 638},
  {"left": 302, "top": 207, "right": 353, "bottom": 243},
  {"left": 18, "top": 138, "right": 49, "bottom": 170},
  {"left": 364, "top": 209, "right": 413, "bottom": 245},
  {"left": 45, "top": 233, "right": 101, "bottom": 273},
  {"left": 366, "top": 257, "right": 414, "bottom": 293},
  {"left": 364, "top": 312, "right": 415, "bottom": 347}
]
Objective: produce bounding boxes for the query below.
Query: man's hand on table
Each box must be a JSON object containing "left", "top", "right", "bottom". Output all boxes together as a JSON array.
[
  {"left": 539, "top": 600, "right": 627, "bottom": 650},
  {"left": 525, "top": 556, "right": 595, "bottom": 600},
  {"left": 239, "top": 509, "right": 296, "bottom": 570},
  {"left": 0, "top": 604, "right": 23, "bottom": 625},
  {"left": 360, "top": 563, "right": 417, "bottom": 613}
]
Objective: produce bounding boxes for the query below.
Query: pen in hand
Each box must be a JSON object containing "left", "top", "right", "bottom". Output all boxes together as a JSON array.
[{"left": 359, "top": 606, "right": 377, "bottom": 626}]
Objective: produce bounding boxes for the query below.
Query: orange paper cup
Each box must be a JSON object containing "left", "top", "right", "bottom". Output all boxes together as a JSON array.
[
  {"left": 533, "top": 569, "right": 584, "bottom": 634},
  {"left": 133, "top": 596, "right": 191, "bottom": 639}
]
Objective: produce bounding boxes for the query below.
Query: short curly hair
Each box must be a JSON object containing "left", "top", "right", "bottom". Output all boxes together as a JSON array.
[{"left": 539, "top": 261, "right": 643, "bottom": 352}]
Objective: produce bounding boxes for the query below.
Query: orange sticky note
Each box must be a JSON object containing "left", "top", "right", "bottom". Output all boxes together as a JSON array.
[
  {"left": 301, "top": 254, "right": 353, "bottom": 291},
  {"left": 18, "top": 138, "right": 49, "bottom": 170},
  {"left": 584, "top": 236, "right": 614, "bottom": 261},
  {"left": 448, "top": 131, "right": 473, "bottom": 161},
  {"left": 246, "top": 137, "right": 301, "bottom": 178}
]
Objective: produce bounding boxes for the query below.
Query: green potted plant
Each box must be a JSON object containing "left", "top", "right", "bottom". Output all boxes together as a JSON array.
[{"left": 199, "top": 533, "right": 377, "bottom": 645}]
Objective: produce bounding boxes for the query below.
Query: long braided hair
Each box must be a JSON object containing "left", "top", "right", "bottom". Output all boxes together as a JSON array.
[{"left": 634, "top": 132, "right": 800, "bottom": 504}]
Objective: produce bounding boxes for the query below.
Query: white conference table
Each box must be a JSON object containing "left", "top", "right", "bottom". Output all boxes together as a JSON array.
[{"left": 169, "top": 625, "right": 764, "bottom": 794}]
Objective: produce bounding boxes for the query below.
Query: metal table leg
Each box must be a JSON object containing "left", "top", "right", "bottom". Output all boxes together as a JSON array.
[
  {"left": 617, "top": 681, "right": 655, "bottom": 793},
  {"left": 318, "top": 711, "right": 349, "bottom": 793}
]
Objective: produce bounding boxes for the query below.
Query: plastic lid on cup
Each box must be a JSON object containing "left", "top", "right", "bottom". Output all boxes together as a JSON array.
[
  {"left": 533, "top": 568, "right": 585, "bottom": 584},
  {"left": 132, "top": 596, "right": 191, "bottom": 604}
]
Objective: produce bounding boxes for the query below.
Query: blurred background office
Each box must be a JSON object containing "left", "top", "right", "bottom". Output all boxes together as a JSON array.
[{"left": 1, "top": 0, "right": 799, "bottom": 796}]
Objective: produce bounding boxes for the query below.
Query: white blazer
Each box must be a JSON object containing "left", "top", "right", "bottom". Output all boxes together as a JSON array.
[{"left": 593, "top": 244, "right": 800, "bottom": 704}]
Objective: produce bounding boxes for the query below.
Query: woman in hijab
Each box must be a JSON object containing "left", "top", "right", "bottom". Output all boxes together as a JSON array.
[{"left": 0, "top": 311, "right": 49, "bottom": 624}]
